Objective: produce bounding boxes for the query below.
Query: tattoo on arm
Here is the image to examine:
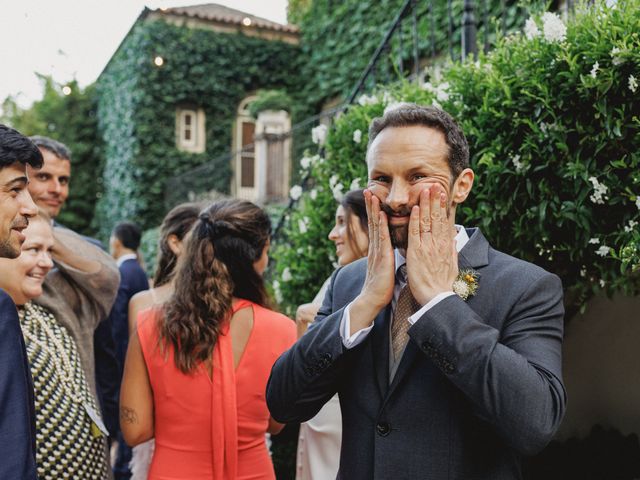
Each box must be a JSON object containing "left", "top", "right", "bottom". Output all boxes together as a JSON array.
[{"left": 120, "top": 406, "right": 139, "bottom": 424}]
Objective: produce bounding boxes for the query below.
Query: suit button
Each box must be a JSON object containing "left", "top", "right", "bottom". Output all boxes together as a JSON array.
[{"left": 376, "top": 422, "right": 391, "bottom": 436}]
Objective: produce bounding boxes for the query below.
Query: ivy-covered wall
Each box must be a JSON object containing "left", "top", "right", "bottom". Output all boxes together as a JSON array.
[
  {"left": 294, "top": 0, "right": 527, "bottom": 111},
  {"left": 95, "top": 16, "right": 303, "bottom": 239}
]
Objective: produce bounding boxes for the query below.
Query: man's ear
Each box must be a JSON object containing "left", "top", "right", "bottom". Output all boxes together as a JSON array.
[{"left": 452, "top": 168, "right": 474, "bottom": 205}]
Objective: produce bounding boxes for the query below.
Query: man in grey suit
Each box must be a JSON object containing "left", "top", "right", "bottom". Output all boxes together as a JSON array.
[{"left": 266, "top": 104, "right": 566, "bottom": 479}]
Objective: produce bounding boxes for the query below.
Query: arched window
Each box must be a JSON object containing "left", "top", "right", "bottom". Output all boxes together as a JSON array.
[{"left": 233, "top": 95, "right": 291, "bottom": 204}]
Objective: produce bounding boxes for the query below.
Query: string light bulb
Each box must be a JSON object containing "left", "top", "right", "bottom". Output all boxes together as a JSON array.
[{"left": 154, "top": 56, "right": 164, "bottom": 67}]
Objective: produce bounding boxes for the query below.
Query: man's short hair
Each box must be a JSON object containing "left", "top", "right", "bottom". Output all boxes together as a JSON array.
[
  {"left": 367, "top": 103, "right": 470, "bottom": 179},
  {"left": 0, "top": 124, "right": 44, "bottom": 169},
  {"left": 29, "top": 135, "right": 72, "bottom": 161},
  {"left": 113, "top": 221, "right": 143, "bottom": 250}
]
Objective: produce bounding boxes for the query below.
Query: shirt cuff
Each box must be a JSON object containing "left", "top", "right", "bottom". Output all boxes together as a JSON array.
[
  {"left": 340, "top": 302, "right": 374, "bottom": 348},
  {"left": 408, "top": 291, "right": 456, "bottom": 325}
]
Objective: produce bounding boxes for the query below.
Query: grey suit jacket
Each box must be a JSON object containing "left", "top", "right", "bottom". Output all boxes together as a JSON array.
[{"left": 267, "top": 228, "right": 566, "bottom": 480}]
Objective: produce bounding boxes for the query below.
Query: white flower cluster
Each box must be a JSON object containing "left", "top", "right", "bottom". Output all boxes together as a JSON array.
[
  {"left": 588, "top": 176, "right": 608, "bottom": 204},
  {"left": 588, "top": 237, "right": 600, "bottom": 245},
  {"left": 422, "top": 81, "right": 450, "bottom": 103},
  {"left": 628, "top": 75, "right": 638, "bottom": 93},
  {"left": 542, "top": 13, "right": 567, "bottom": 42},
  {"left": 595, "top": 245, "right": 611, "bottom": 257},
  {"left": 357, "top": 94, "right": 379, "bottom": 106},
  {"left": 300, "top": 154, "right": 320, "bottom": 171},
  {"left": 282, "top": 267, "right": 292, "bottom": 282},
  {"left": 329, "top": 174, "right": 344, "bottom": 201},
  {"left": 311, "top": 124, "right": 328, "bottom": 145},
  {"left": 636, "top": 196, "right": 640, "bottom": 210},
  {"left": 524, "top": 18, "right": 539, "bottom": 40},
  {"left": 511, "top": 154, "right": 527, "bottom": 173},
  {"left": 289, "top": 185, "right": 302, "bottom": 201},
  {"left": 309, "top": 189, "right": 318, "bottom": 200},
  {"left": 523, "top": 13, "right": 566, "bottom": 43},
  {"left": 350, "top": 178, "right": 362, "bottom": 190},
  {"left": 624, "top": 219, "right": 638, "bottom": 233},
  {"left": 590, "top": 61, "right": 599, "bottom": 79},
  {"left": 353, "top": 129, "right": 362, "bottom": 144},
  {"left": 298, "top": 216, "right": 310, "bottom": 234},
  {"left": 610, "top": 47, "right": 625, "bottom": 66}
]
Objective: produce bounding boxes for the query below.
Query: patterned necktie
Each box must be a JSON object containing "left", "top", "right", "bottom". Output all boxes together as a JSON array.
[{"left": 391, "top": 265, "right": 421, "bottom": 362}]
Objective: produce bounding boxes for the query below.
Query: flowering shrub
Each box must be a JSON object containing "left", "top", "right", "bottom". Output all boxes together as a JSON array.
[{"left": 271, "top": 1, "right": 640, "bottom": 317}]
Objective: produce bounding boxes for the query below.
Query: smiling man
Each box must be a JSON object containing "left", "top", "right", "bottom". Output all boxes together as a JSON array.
[
  {"left": 27, "top": 136, "right": 71, "bottom": 218},
  {"left": 0, "top": 124, "right": 42, "bottom": 480},
  {"left": 267, "top": 104, "right": 567, "bottom": 479}
]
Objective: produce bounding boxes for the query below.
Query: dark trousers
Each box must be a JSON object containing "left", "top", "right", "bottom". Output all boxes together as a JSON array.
[{"left": 113, "top": 431, "right": 132, "bottom": 480}]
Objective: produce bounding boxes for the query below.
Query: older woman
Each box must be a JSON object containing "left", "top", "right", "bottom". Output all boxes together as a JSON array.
[{"left": 0, "top": 212, "right": 119, "bottom": 480}]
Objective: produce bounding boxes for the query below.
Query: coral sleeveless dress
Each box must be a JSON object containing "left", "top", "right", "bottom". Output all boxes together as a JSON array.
[{"left": 137, "top": 300, "right": 296, "bottom": 480}]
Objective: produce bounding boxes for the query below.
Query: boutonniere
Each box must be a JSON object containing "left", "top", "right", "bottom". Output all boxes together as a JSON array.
[{"left": 452, "top": 269, "right": 479, "bottom": 301}]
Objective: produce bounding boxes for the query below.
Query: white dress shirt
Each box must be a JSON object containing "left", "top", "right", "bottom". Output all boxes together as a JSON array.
[
  {"left": 340, "top": 226, "right": 470, "bottom": 348},
  {"left": 116, "top": 253, "right": 138, "bottom": 268}
]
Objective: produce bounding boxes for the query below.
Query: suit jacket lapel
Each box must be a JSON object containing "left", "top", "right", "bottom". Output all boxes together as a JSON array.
[
  {"left": 371, "top": 304, "right": 392, "bottom": 398},
  {"left": 457, "top": 228, "right": 489, "bottom": 270}
]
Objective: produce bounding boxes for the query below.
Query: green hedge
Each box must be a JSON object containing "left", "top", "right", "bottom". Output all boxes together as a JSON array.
[
  {"left": 95, "top": 18, "right": 303, "bottom": 239},
  {"left": 271, "top": 1, "right": 640, "bottom": 318}
]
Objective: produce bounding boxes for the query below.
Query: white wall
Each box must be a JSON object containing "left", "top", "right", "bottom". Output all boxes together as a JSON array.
[{"left": 556, "top": 293, "right": 640, "bottom": 440}]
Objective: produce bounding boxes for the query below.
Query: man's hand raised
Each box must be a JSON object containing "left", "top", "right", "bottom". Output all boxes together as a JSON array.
[
  {"left": 406, "top": 185, "right": 458, "bottom": 306},
  {"left": 349, "top": 189, "right": 395, "bottom": 335}
]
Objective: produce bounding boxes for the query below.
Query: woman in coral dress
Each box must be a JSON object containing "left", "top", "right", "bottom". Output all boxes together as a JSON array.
[{"left": 120, "top": 199, "right": 296, "bottom": 480}]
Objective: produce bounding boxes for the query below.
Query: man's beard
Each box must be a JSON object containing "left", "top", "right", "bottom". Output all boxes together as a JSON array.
[
  {"left": 0, "top": 216, "right": 29, "bottom": 259},
  {"left": 0, "top": 237, "right": 20, "bottom": 259},
  {"left": 380, "top": 202, "right": 453, "bottom": 250},
  {"left": 380, "top": 204, "right": 411, "bottom": 250}
]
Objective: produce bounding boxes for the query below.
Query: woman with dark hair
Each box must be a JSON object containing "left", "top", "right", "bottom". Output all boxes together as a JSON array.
[
  {"left": 127, "top": 202, "right": 201, "bottom": 335},
  {"left": 120, "top": 199, "right": 296, "bottom": 480},
  {"left": 126, "top": 202, "right": 200, "bottom": 480},
  {"left": 295, "top": 189, "right": 368, "bottom": 480}
]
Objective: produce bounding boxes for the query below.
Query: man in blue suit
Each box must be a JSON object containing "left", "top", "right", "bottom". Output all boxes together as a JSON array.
[
  {"left": 109, "top": 221, "right": 149, "bottom": 480},
  {"left": 0, "top": 124, "right": 42, "bottom": 479},
  {"left": 267, "top": 105, "right": 566, "bottom": 479}
]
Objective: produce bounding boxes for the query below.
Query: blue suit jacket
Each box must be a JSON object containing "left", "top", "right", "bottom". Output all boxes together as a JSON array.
[
  {"left": 267, "top": 229, "right": 567, "bottom": 479},
  {"left": 0, "top": 290, "right": 37, "bottom": 479},
  {"left": 110, "top": 258, "right": 149, "bottom": 371}
]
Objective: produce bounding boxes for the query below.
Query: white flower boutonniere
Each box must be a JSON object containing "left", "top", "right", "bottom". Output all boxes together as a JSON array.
[{"left": 452, "top": 269, "right": 479, "bottom": 301}]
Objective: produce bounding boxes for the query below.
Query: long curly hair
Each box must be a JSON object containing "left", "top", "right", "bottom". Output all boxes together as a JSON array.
[
  {"left": 153, "top": 203, "right": 201, "bottom": 287},
  {"left": 160, "top": 199, "right": 271, "bottom": 373}
]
